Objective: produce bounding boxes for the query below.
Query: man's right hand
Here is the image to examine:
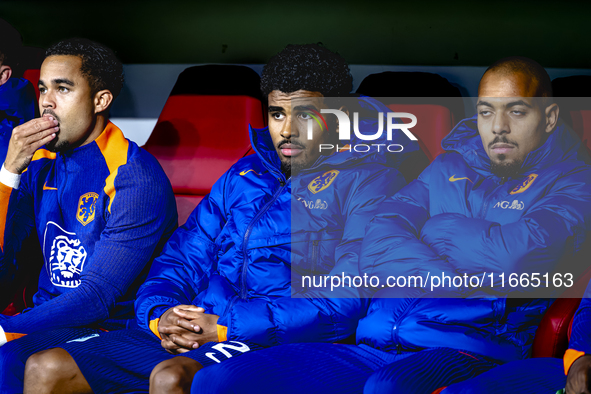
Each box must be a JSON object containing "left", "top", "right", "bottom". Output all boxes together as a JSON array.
[
  {"left": 4, "top": 116, "right": 58, "bottom": 174},
  {"left": 567, "top": 355, "right": 591, "bottom": 393},
  {"left": 158, "top": 305, "right": 205, "bottom": 355}
]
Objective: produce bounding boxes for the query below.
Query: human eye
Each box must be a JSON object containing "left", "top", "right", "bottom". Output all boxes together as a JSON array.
[
  {"left": 39, "top": 86, "right": 47, "bottom": 94},
  {"left": 271, "top": 112, "right": 285, "bottom": 120},
  {"left": 298, "top": 112, "right": 312, "bottom": 120},
  {"left": 478, "top": 110, "right": 492, "bottom": 117},
  {"left": 58, "top": 86, "right": 70, "bottom": 93},
  {"left": 510, "top": 110, "right": 526, "bottom": 116}
]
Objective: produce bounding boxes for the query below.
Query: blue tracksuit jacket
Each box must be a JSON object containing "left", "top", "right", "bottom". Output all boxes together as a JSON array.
[
  {"left": 0, "top": 122, "right": 177, "bottom": 334},
  {"left": 358, "top": 116, "right": 591, "bottom": 363},
  {"left": 134, "top": 97, "right": 422, "bottom": 346}
]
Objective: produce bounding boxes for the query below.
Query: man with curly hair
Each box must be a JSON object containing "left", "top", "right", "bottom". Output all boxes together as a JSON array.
[
  {"left": 23, "top": 43, "right": 423, "bottom": 394},
  {"left": 0, "top": 38, "right": 177, "bottom": 392}
]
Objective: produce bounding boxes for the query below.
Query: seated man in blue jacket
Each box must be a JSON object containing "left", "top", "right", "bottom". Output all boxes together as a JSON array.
[
  {"left": 185, "top": 57, "right": 591, "bottom": 394},
  {"left": 0, "top": 18, "right": 36, "bottom": 161},
  {"left": 0, "top": 38, "right": 177, "bottom": 392},
  {"left": 24, "top": 44, "right": 422, "bottom": 394}
]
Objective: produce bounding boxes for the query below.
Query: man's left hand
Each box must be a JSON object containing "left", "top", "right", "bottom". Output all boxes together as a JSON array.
[{"left": 163, "top": 308, "right": 220, "bottom": 350}]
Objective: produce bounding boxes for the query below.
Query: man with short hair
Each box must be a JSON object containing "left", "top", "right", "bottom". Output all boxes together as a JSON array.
[
  {"left": 0, "top": 38, "right": 177, "bottom": 392},
  {"left": 0, "top": 18, "right": 36, "bottom": 161},
  {"left": 23, "top": 43, "right": 423, "bottom": 394},
  {"left": 187, "top": 57, "right": 591, "bottom": 394}
]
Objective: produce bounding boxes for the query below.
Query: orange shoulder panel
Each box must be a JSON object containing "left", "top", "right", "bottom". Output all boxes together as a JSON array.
[{"left": 94, "top": 122, "right": 129, "bottom": 213}]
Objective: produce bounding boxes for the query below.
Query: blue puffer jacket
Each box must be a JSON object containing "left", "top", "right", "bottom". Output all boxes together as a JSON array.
[
  {"left": 135, "top": 97, "right": 421, "bottom": 346},
  {"left": 358, "top": 116, "right": 591, "bottom": 363}
]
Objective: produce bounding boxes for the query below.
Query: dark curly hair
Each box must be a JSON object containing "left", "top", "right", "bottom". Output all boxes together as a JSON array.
[
  {"left": 46, "top": 38, "right": 124, "bottom": 100},
  {"left": 261, "top": 44, "right": 352, "bottom": 98}
]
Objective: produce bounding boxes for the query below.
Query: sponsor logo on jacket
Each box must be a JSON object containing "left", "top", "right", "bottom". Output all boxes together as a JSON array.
[
  {"left": 77, "top": 192, "right": 98, "bottom": 226},
  {"left": 308, "top": 170, "right": 339, "bottom": 194},
  {"left": 297, "top": 197, "right": 328, "bottom": 210},
  {"left": 493, "top": 200, "right": 525, "bottom": 210}
]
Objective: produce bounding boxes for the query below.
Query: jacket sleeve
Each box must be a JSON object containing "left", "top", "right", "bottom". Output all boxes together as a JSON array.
[
  {"left": 0, "top": 157, "right": 178, "bottom": 334},
  {"left": 359, "top": 163, "right": 452, "bottom": 291},
  {"left": 0, "top": 179, "right": 36, "bottom": 304},
  {"left": 219, "top": 167, "right": 407, "bottom": 346},
  {"left": 419, "top": 169, "right": 591, "bottom": 287},
  {"left": 134, "top": 170, "right": 230, "bottom": 331}
]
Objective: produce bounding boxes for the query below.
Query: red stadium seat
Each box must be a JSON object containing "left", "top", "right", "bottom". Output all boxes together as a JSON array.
[
  {"left": 143, "top": 65, "right": 265, "bottom": 225},
  {"left": 356, "top": 72, "right": 464, "bottom": 162},
  {"left": 23, "top": 69, "right": 40, "bottom": 100}
]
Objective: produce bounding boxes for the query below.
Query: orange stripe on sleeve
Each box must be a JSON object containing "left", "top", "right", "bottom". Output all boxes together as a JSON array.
[
  {"left": 564, "top": 348, "right": 585, "bottom": 375},
  {"left": 0, "top": 182, "right": 14, "bottom": 252},
  {"left": 217, "top": 325, "right": 228, "bottom": 342},
  {"left": 5, "top": 333, "right": 26, "bottom": 341},
  {"left": 149, "top": 318, "right": 162, "bottom": 340},
  {"left": 94, "top": 122, "right": 129, "bottom": 213}
]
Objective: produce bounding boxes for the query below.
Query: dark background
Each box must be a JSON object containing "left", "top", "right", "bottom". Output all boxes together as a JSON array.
[{"left": 1, "top": 0, "right": 589, "bottom": 67}]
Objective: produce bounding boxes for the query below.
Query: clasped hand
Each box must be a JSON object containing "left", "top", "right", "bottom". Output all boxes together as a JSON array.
[{"left": 158, "top": 305, "right": 219, "bottom": 354}]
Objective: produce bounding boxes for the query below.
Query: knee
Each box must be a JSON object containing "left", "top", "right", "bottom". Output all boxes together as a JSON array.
[
  {"left": 25, "top": 348, "right": 72, "bottom": 386},
  {"left": 150, "top": 357, "right": 202, "bottom": 394}
]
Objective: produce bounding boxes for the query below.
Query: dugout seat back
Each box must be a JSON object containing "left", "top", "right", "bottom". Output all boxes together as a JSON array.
[
  {"left": 356, "top": 72, "right": 464, "bottom": 162},
  {"left": 143, "top": 65, "right": 265, "bottom": 225},
  {"left": 552, "top": 76, "right": 591, "bottom": 155},
  {"left": 23, "top": 69, "right": 40, "bottom": 101}
]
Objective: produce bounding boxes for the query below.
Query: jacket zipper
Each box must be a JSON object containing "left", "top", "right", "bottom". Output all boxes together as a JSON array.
[
  {"left": 481, "top": 176, "right": 507, "bottom": 218},
  {"left": 312, "top": 240, "right": 319, "bottom": 273},
  {"left": 392, "top": 298, "right": 419, "bottom": 354},
  {"left": 239, "top": 178, "right": 290, "bottom": 299}
]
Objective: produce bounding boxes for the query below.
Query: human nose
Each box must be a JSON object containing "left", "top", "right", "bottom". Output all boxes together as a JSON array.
[
  {"left": 491, "top": 112, "right": 510, "bottom": 135},
  {"left": 41, "top": 89, "right": 56, "bottom": 111},
  {"left": 280, "top": 114, "right": 295, "bottom": 139}
]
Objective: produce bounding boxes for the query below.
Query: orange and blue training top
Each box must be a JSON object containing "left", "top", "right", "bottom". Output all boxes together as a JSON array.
[{"left": 0, "top": 122, "right": 177, "bottom": 336}]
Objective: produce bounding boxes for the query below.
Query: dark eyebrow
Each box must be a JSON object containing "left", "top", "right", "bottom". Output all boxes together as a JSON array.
[
  {"left": 53, "top": 78, "right": 75, "bottom": 86},
  {"left": 268, "top": 106, "right": 284, "bottom": 112},
  {"left": 476, "top": 100, "right": 492, "bottom": 108},
  {"left": 293, "top": 105, "right": 320, "bottom": 112},
  {"left": 506, "top": 100, "right": 533, "bottom": 109}
]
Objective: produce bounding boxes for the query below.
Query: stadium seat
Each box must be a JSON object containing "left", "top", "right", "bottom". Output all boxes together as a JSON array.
[
  {"left": 23, "top": 68, "right": 40, "bottom": 100},
  {"left": 552, "top": 76, "right": 591, "bottom": 154},
  {"left": 142, "top": 65, "right": 265, "bottom": 225},
  {"left": 356, "top": 72, "right": 464, "bottom": 162}
]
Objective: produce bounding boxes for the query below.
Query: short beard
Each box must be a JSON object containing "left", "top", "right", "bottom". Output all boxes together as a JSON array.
[
  {"left": 280, "top": 160, "right": 308, "bottom": 178},
  {"left": 490, "top": 156, "right": 523, "bottom": 178},
  {"left": 45, "top": 137, "right": 71, "bottom": 153}
]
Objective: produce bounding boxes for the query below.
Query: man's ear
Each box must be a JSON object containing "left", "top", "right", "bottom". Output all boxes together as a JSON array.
[
  {"left": 544, "top": 103, "right": 559, "bottom": 134},
  {"left": 94, "top": 89, "right": 113, "bottom": 114},
  {"left": 0, "top": 65, "right": 12, "bottom": 86},
  {"left": 335, "top": 105, "right": 349, "bottom": 134}
]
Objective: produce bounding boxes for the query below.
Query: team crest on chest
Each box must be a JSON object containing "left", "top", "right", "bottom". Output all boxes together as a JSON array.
[
  {"left": 77, "top": 192, "right": 99, "bottom": 226},
  {"left": 308, "top": 170, "right": 340, "bottom": 194},
  {"left": 510, "top": 174, "right": 538, "bottom": 195}
]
